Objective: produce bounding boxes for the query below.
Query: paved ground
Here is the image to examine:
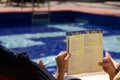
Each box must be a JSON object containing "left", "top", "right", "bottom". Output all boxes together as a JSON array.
[{"left": 0, "top": 0, "right": 120, "bottom": 16}]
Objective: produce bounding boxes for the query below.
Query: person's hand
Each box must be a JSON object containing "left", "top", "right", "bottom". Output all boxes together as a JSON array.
[
  {"left": 99, "top": 51, "right": 115, "bottom": 74},
  {"left": 98, "top": 51, "right": 116, "bottom": 80},
  {"left": 55, "top": 51, "right": 71, "bottom": 73},
  {"left": 54, "top": 51, "right": 71, "bottom": 80}
]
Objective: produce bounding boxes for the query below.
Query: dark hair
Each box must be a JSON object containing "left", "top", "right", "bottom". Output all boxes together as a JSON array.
[{"left": 0, "top": 44, "right": 56, "bottom": 80}]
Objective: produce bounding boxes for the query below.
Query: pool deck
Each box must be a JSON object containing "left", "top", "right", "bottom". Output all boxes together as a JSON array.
[{"left": 0, "top": 1, "right": 120, "bottom": 17}]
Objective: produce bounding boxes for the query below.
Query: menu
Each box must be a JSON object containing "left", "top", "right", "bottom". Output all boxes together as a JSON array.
[{"left": 66, "top": 30, "right": 103, "bottom": 75}]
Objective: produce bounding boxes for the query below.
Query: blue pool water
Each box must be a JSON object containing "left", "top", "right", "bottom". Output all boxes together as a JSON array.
[{"left": 0, "top": 11, "right": 120, "bottom": 74}]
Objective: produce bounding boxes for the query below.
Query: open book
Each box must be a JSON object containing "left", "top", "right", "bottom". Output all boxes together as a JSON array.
[{"left": 66, "top": 30, "right": 103, "bottom": 75}]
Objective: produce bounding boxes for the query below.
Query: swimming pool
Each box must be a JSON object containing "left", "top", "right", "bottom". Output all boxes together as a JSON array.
[{"left": 0, "top": 11, "right": 120, "bottom": 74}]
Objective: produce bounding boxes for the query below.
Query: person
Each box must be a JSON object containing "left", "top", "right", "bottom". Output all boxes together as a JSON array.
[
  {"left": 0, "top": 44, "right": 71, "bottom": 80},
  {"left": 99, "top": 51, "right": 120, "bottom": 80}
]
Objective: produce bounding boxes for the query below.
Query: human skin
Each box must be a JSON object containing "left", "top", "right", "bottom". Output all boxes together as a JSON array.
[
  {"left": 98, "top": 51, "right": 117, "bottom": 80},
  {"left": 37, "top": 51, "right": 71, "bottom": 80}
]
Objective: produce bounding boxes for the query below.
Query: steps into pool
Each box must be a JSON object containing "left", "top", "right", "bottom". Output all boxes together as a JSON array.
[{"left": 32, "top": 11, "right": 50, "bottom": 25}]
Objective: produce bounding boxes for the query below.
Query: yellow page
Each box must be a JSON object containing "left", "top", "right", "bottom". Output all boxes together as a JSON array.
[{"left": 67, "top": 30, "right": 103, "bottom": 75}]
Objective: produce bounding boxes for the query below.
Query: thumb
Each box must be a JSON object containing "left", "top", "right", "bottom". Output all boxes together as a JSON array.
[
  {"left": 64, "top": 53, "right": 71, "bottom": 61},
  {"left": 105, "top": 51, "right": 114, "bottom": 62},
  {"left": 105, "top": 51, "right": 118, "bottom": 68},
  {"left": 105, "top": 51, "right": 111, "bottom": 58}
]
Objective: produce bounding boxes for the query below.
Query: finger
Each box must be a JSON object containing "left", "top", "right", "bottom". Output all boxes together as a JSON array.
[
  {"left": 64, "top": 53, "right": 71, "bottom": 61},
  {"left": 98, "top": 62, "right": 110, "bottom": 67},
  {"left": 106, "top": 51, "right": 115, "bottom": 61},
  {"left": 57, "top": 51, "right": 68, "bottom": 57},
  {"left": 105, "top": 51, "right": 111, "bottom": 58},
  {"left": 105, "top": 51, "right": 118, "bottom": 68},
  {"left": 103, "top": 57, "right": 111, "bottom": 63}
]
